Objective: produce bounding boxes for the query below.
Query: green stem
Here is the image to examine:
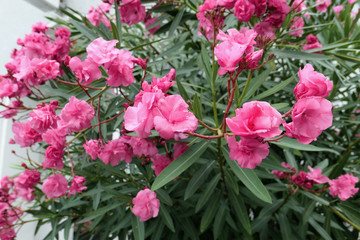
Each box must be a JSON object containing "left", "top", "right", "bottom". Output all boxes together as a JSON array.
[
  {"left": 235, "top": 69, "right": 254, "bottom": 109},
  {"left": 329, "top": 205, "right": 360, "bottom": 231},
  {"left": 211, "top": 48, "right": 219, "bottom": 128}
]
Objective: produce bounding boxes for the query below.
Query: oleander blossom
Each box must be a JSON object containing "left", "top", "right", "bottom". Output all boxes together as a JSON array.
[
  {"left": 119, "top": 0, "right": 146, "bottom": 25},
  {"left": 98, "top": 138, "right": 133, "bottom": 166},
  {"left": 329, "top": 173, "right": 359, "bottom": 201},
  {"left": 151, "top": 154, "right": 173, "bottom": 176},
  {"left": 132, "top": 188, "right": 160, "bottom": 222},
  {"left": 272, "top": 162, "right": 296, "bottom": 178},
  {"left": 68, "top": 176, "right": 87, "bottom": 197},
  {"left": 12, "top": 120, "right": 42, "bottom": 148},
  {"left": 294, "top": 64, "right": 333, "bottom": 100},
  {"left": 316, "top": 0, "right": 331, "bottom": 13},
  {"left": 227, "top": 136, "right": 269, "bottom": 169},
  {"left": 28, "top": 101, "right": 58, "bottom": 133},
  {"left": 69, "top": 57, "right": 102, "bottom": 85},
  {"left": 307, "top": 166, "right": 329, "bottom": 184},
  {"left": 303, "top": 34, "right": 323, "bottom": 53},
  {"left": 43, "top": 145, "right": 65, "bottom": 170},
  {"left": 153, "top": 95, "right": 198, "bottom": 140},
  {"left": 83, "top": 139, "right": 102, "bottom": 160},
  {"left": 283, "top": 97, "right": 333, "bottom": 144},
  {"left": 42, "top": 174, "right": 68, "bottom": 199},
  {"left": 87, "top": 3, "right": 112, "bottom": 29},
  {"left": 60, "top": 96, "right": 95, "bottom": 132},
  {"left": 226, "top": 101, "right": 282, "bottom": 138},
  {"left": 234, "top": 0, "right": 255, "bottom": 22}
]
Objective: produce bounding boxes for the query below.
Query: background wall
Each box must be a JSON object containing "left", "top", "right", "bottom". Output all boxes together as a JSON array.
[{"left": 0, "top": 0, "right": 99, "bottom": 239}]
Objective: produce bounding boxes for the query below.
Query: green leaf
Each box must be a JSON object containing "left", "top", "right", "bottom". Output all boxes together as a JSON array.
[
  {"left": 132, "top": 214, "right": 145, "bottom": 240},
  {"left": 251, "top": 76, "right": 294, "bottom": 101},
  {"left": 200, "top": 192, "right": 221, "bottom": 232},
  {"left": 223, "top": 147, "right": 272, "bottom": 203},
  {"left": 213, "top": 204, "right": 227, "bottom": 239},
  {"left": 299, "top": 190, "right": 329, "bottom": 206},
  {"left": 70, "top": 19, "right": 98, "bottom": 41},
  {"left": 242, "top": 68, "right": 272, "bottom": 104},
  {"left": 271, "top": 49, "right": 333, "bottom": 61},
  {"left": 228, "top": 190, "right": 251, "bottom": 234},
  {"left": 156, "top": 189, "right": 173, "bottom": 206},
  {"left": 184, "top": 160, "right": 215, "bottom": 200},
  {"left": 169, "top": 7, "right": 185, "bottom": 36},
  {"left": 278, "top": 214, "right": 292, "bottom": 240},
  {"left": 199, "top": 44, "right": 212, "bottom": 84},
  {"left": 159, "top": 206, "right": 175, "bottom": 232},
  {"left": 192, "top": 94, "right": 203, "bottom": 120},
  {"left": 151, "top": 140, "right": 210, "bottom": 191},
  {"left": 271, "top": 138, "right": 340, "bottom": 155},
  {"left": 195, "top": 174, "right": 221, "bottom": 212},
  {"left": 338, "top": 202, "right": 360, "bottom": 227},
  {"left": 176, "top": 79, "right": 190, "bottom": 102},
  {"left": 329, "top": 151, "right": 351, "bottom": 179},
  {"left": 114, "top": 1, "right": 122, "bottom": 45},
  {"left": 64, "top": 218, "right": 72, "bottom": 240},
  {"left": 308, "top": 217, "right": 332, "bottom": 240}
]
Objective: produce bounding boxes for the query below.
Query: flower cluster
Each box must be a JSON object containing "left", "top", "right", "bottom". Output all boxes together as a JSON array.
[
  {"left": 42, "top": 174, "right": 87, "bottom": 199},
  {"left": 273, "top": 163, "right": 359, "bottom": 201}
]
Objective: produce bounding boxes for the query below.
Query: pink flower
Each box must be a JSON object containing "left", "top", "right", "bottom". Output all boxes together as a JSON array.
[
  {"left": 290, "top": 17, "right": 304, "bottom": 37},
  {"left": 243, "top": 49, "right": 264, "bottom": 69},
  {"left": 249, "top": 0, "right": 267, "bottom": 17},
  {"left": 316, "top": 0, "right": 331, "bottom": 13},
  {"left": 348, "top": 0, "right": 356, "bottom": 4},
  {"left": 307, "top": 166, "right": 329, "bottom": 184},
  {"left": 132, "top": 188, "right": 160, "bottom": 222},
  {"left": 333, "top": 5, "right": 344, "bottom": 15},
  {"left": 294, "top": 64, "right": 333, "bottom": 100},
  {"left": 119, "top": 0, "right": 146, "bottom": 25},
  {"left": 29, "top": 101, "right": 58, "bottom": 134},
  {"left": 60, "top": 96, "right": 95, "bottom": 132},
  {"left": 254, "top": 22, "right": 276, "bottom": 42},
  {"left": 42, "top": 174, "right": 68, "bottom": 199},
  {"left": 173, "top": 143, "right": 189, "bottom": 159},
  {"left": 215, "top": 41, "right": 247, "bottom": 75},
  {"left": 284, "top": 97, "right": 333, "bottom": 144},
  {"left": 86, "top": 38, "right": 119, "bottom": 66},
  {"left": 268, "top": 0, "right": 290, "bottom": 14},
  {"left": 124, "top": 92, "right": 161, "bottom": 138},
  {"left": 151, "top": 154, "right": 173, "bottom": 176},
  {"left": 329, "top": 173, "right": 359, "bottom": 201},
  {"left": 142, "top": 69, "right": 176, "bottom": 93},
  {"left": 0, "top": 78, "right": 19, "bottom": 99},
  {"left": 227, "top": 136, "right": 269, "bottom": 169},
  {"left": 42, "top": 124, "right": 68, "bottom": 148},
  {"left": 98, "top": 138, "right": 133, "bottom": 166},
  {"left": 145, "top": 16, "right": 161, "bottom": 35},
  {"left": 87, "top": 3, "right": 112, "bottom": 29},
  {"left": 83, "top": 139, "right": 102, "bottom": 160},
  {"left": 124, "top": 136, "right": 158, "bottom": 157},
  {"left": 13, "top": 170, "right": 40, "bottom": 189},
  {"left": 43, "top": 145, "right": 65, "bottom": 170},
  {"left": 153, "top": 95, "right": 198, "bottom": 139},
  {"left": 1, "top": 100, "right": 22, "bottom": 119},
  {"left": 272, "top": 162, "right": 296, "bottom": 178},
  {"left": 292, "top": 171, "right": 312, "bottom": 188},
  {"left": 12, "top": 120, "right": 42, "bottom": 148},
  {"left": 32, "top": 22, "right": 49, "bottom": 33},
  {"left": 69, "top": 57, "right": 102, "bottom": 85},
  {"left": 226, "top": 101, "right": 282, "bottom": 138},
  {"left": 234, "top": 0, "right": 255, "bottom": 22},
  {"left": 68, "top": 176, "right": 87, "bottom": 197},
  {"left": 104, "top": 50, "right": 136, "bottom": 87},
  {"left": 302, "top": 34, "right": 323, "bottom": 53},
  {"left": 217, "top": 28, "right": 257, "bottom": 53}
]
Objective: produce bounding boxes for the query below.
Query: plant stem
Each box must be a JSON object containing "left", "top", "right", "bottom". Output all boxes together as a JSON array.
[{"left": 329, "top": 205, "right": 360, "bottom": 231}]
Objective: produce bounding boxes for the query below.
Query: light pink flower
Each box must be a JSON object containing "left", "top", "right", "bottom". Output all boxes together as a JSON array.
[
  {"left": 68, "top": 176, "right": 87, "bottom": 197},
  {"left": 329, "top": 173, "right": 359, "bottom": 201},
  {"left": 227, "top": 136, "right": 269, "bottom": 169},
  {"left": 132, "top": 188, "right": 160, "bottom": 222},
  {"left": 42, "top": 174, "right": 68, "bottom": 199},
  {"left": 69, "top": 57, "right": 102, "bottom": 85},
  {"left": 307, "top": 166, "right": 329, "bottom": 184},
  {"left": 215, "top": 41, "right": 247, "bottom": 75},
  {"left": 234, "top": 0, "right": 255, "bottom": 22},
  {"left": 42, "top": 124, "right": 68, "bottom": 148},
  {"left": 284, "top": 97, "right": 333, "bottom": 144},
  {"left": 348, "top": 0, "right": 356, "bottom": 4},
  {"left": 60, "top": 96, "right": 95, "bottom": 132},
  {"left": 119, "top": 0, "right": 146, "bottom": 25},
  {"left": 154, "top": 95, "right": 198, "bottom": 139},
  {"left": 86, "top": 38, "right": 119, "bottom": 66},
  {"left": 142, "top": 69, "right": 176, "bottom": 93},
  {"left": 151, "top": 154, "right": 172, "bottom": 176},
  {"left": 226, "top": 101, "right": 282, "bottom": 138},
  {"left": 98, "top": 138, "right": 133, "bottom": 166},
  {"left": 43, "top": 145, "right": 65, "bottom": 170},
  {"left": 87, "top": 3, "right": 112, "bottom": 29},
  {"left": 294, "top": 64, "right": 333, "bottom": 100},
  {"left": 124, "top": 136, "right": 158, "bottom": 157},
  {"left": 333, "top": 5, "right": 344, "bottom": 15},
  {"left": 13, "top": 170, "right": 40, "bottom": 189},
  {"left": 217, "top": 28, "right": 257, "bottom": 53},
  {"left": 290, "top": 17, "right": 304, "bottom": 37},
  {"left": 0, "top": 78, "right": 19, "bottom": 99},
  {"left": 254, "top": 22, "right": 276, "bottom": 42},
  {"left": 29, "top": 101, "right": 58, "bottom": 134},
  {"left": 83, "top": 139, "right": 102, "bottom": 160},
  {"left": 316, "top": 0, "right": 331, "bottom": 13},
  {"left": 32, "top": 22, "right": 49, "bottom": 33},
  {"left": 243, "top": 49, "right": 263, "bottom": 69},
  {"left": 12, "top": 120, "right": 42, "bottom": 148}
]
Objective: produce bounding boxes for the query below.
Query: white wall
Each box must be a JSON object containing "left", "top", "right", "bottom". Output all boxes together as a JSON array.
[{"left": 0, "top": 0, "right": 100, "bottom": 239}]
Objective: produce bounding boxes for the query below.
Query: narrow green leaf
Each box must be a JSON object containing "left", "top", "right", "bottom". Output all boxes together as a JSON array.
[
  {"left": 278, "top": 214, "right": 292, "bottom": 240},
  {"left": 242, "top": 68, "right": 272, "bottom": 103},
  {"left": 195, "top": 174, "right": 221, "bottom": 212},
  {"left": 271, "top": 138, "right": 340, "bottom": 155},
  {"left": 156, "top": 189, "right": 173, "bottom": 206},
  {"left": 176, "top": 79, "right": 190, "bottom": 102},
  {"left": 271, "top": 49, "right": 332, "bottom": 60},
  {"left": 200, "top": 192, "right": 221, "bottom": 232},
  {"left": 132, "top": 215, "right": 145, "bottom": 240},
  {"left": 308, "top": 217, "right": 332, "bottom": 240},
  {"left": 169, "top": 7, "right": 185, "bottom": 36},
  {"left": 223, "top": 147, "right": 272, "bottom": 203},
  {"left": 159, "top": 206, "right": 175, "bottom": 232},
  {"left": 184, "top": 160, "right": 215, "bottom": 200},
  {"left": 300, "top": 190, "right": 329, "bottom": 206},
  {"left": 64, "top": 218, "right": 72, "bottom": 240},
  {"left": 228, "top": 190, "right": 251, "bottom": 234},
  {"left": 251, "top": 76, "right": 294, "bottom": 101},
  {"left": 199, "top": 44, "right": 212, "bottom": 83},
  {"left": 302, "top": 201, "right": 316, "bottom": 226},
  {"left": 213, "top": 204, "right": 227, "bottom": 239},
  {"left": 114, "top": 1, "right": 122, "bottom": 44},
  {"left": 151, "top": 140, "right": 210, "bottom": 191},
  {"left": 329, "top": 151, "right": 351, "bottom": 179},
  {"left": 70, "top": 20, "right": 98, "bottom": 41},
  {"left": 338, "top": 202, "right": 360, "bottom": 227},
  {"left": 192, "top": 94, "right": 203, "bottom": 120}
]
